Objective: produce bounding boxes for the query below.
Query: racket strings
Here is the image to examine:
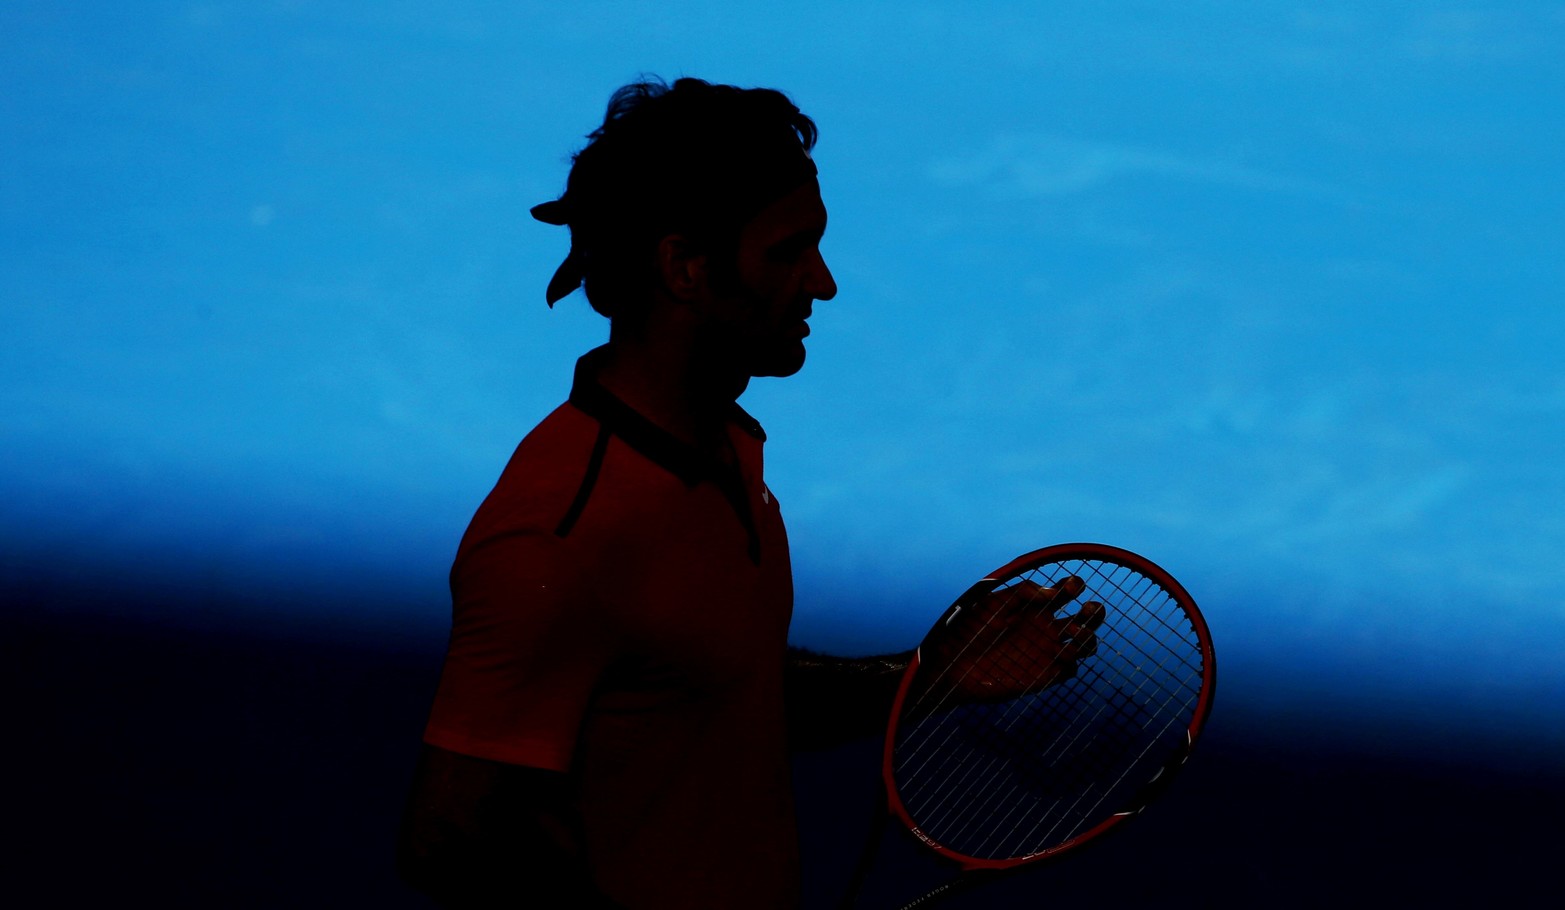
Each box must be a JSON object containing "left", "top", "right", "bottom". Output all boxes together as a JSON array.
[
  {"left": 899, "top": 562, "right": 1195, "bottom": 776},
  {"left": 897, "top": 575, "right": 1096, "bottom": 793},
  {"left": 997, "top": 625, "right": 1202, "bottom": 855},
  {"left": 891, "top": 558, "right": 1207, "bottom": 861},
  {"left": 922, "top": 666, "right": 1194, "bottom": 857},
  {"left": 907, "top": 663, "right": 1190, "bottom": 858},
  {"left": 892, "top": 581, "right": 1043, "bottom": 785},
  {"left": 901, "top": 561, "right": 1200, "bottom": 743},
  {"left": 915, "top": 659, "right": 1190, "bottom": 857}
]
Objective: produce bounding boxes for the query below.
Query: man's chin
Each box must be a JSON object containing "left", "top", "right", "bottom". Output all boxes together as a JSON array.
[{"left": 752, "top": 343, "right": 807, "bottom": 378}]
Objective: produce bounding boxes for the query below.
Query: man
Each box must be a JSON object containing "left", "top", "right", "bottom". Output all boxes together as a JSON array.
[{"left": 397, "top": 77, "right": 1093, "bottom": 909}]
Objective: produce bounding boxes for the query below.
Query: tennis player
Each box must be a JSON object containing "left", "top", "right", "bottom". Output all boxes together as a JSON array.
[{"left": 396, "top": 77, "right": 1095, "bottom": 910}]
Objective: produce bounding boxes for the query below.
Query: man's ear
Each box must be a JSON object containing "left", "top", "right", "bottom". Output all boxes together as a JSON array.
[{"left": 656, "top": 233, "right": 709, "bottom": 302}]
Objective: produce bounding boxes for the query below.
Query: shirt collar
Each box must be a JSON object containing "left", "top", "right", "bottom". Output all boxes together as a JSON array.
[{"left": 567, "top": 346, "right": 765, "bottom": 486}]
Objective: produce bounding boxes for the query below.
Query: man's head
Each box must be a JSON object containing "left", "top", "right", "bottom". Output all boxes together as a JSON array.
[
  {"left": 675, "top": 176, "right": 836, "bottom": 378},
  {"left": 533, "top": 77, "right": 835, "bottom": 376}
]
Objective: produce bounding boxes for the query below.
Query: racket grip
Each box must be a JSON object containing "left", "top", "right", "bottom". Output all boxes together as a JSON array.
[
  {"left": 837, "top": 788, "right": 890, "bottom": 910},
  {"left": 896, "top": 875, "right": 976, "bottom": 910}
]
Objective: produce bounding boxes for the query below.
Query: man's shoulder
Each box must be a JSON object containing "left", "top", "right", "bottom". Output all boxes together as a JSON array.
[
  {"left": 504, "top": 399, "right": 600, "bottom": 479},
  {"left": 463, "top": 397, "right": 678, "bottom": 538},
  {"left": 461, "top": 401, "right": 596, "bottom": 539}
]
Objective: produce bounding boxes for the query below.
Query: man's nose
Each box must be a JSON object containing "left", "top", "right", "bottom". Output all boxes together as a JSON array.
[{"left": 810, "top": 250, "right": 837, "bottom": 301}]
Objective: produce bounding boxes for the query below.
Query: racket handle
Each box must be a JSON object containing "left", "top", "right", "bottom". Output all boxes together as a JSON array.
[
  {"left": 837, "top": 788, "right": 890, "bottom": 910},
  {"left": 896, "top": 876, "right": 975, "bottom": 910}
]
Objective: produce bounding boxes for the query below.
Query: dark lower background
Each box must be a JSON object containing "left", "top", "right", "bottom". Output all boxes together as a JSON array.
[{"left": 6, "top": 593, "right": 1562, "bottom": 909}]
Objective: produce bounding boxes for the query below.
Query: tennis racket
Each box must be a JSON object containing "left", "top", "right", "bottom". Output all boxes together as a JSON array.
[{"left": 839, "top": 542, "right": 1216, "bottom": 909}]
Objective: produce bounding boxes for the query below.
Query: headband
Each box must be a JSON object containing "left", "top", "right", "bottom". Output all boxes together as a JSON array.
[{"left": 531, "top": 151, "right": 818, "bottom": 307}]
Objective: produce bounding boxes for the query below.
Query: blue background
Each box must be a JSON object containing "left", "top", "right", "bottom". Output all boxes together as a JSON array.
[{"left": 4, "top": 2, "right": 1563, "bottom": 906}]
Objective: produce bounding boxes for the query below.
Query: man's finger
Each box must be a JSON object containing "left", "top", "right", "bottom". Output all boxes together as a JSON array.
[
  {"left": 1053, "top": 599, "right": 1105, "bottom": 640},
  {"left": 971, "top": 578, "right": 1063, "bottom": 623},
  {"left": 1029, "top": 575, "right": 1085, "bottom": 613},
  {"left": 1073, "top": 599, "right": 1106, "bottom": 629},
  {"left": 1061, "top": 631, "right": 1098, "bottom": 660}
]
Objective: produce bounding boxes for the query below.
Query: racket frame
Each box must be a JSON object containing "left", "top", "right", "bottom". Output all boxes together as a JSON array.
[{"left": 880, "top": 542, "right": 1217, "bottom": 873}]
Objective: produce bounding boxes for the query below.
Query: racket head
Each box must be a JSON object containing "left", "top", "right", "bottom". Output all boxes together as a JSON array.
[{"left": 883, "top": 542, "right": 1216, "bottom": 872}]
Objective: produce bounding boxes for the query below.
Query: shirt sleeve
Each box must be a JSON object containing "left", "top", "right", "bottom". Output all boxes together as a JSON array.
[{"left": 423, "top": 526, "right": 616, "bottom": 771}]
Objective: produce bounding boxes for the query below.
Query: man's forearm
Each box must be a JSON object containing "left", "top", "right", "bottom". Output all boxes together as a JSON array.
[{"left": 784, "top": 647, "right": 914, "bottom": 750}]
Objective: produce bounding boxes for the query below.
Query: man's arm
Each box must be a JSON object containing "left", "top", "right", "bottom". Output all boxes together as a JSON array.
[
  {"left": 397, "top": 744, "right": 623, "bottom": 909},
  {"left": 783, "top": 578, "right": 1099, "bottom": 749},
  {"left": 783, "top": 646, "right": 914, "bottom": 751}
]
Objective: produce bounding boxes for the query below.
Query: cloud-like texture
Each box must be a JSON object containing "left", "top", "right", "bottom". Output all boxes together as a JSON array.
[{"left": 928, "top": 133, "right": 1345, "bottom": 202}]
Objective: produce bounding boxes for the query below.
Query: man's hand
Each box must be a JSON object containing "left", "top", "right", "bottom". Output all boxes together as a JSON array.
[{"left": 919, "top": 576, "right": 1105, "bottom": 702}]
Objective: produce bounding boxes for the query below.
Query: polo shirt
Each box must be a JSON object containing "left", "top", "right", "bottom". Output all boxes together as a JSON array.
[{"left": 423, "top": 346, "right": 798, "bottom": 909}]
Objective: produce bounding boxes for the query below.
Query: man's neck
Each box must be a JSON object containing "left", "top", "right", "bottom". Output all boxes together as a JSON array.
[{"left": 592, "top": 335, "right": 749, "bottom": 452}]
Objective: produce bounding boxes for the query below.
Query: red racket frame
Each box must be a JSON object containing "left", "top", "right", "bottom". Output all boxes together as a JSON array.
[{"left": 880, "top": 542, "right": 1217, "bottom": 872}]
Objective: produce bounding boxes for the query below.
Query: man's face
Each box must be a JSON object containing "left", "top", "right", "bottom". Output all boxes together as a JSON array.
[{"left": 696, "top": 179, "right": 837, "bottom": 378}]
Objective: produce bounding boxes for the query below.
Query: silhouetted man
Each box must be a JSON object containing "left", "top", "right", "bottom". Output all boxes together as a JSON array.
[
  {"left": 396, "top": 77, "right": 1093, "bottom": 910},
  {"left": 396, "top": 78, "right": 902, "bottom": 910}
]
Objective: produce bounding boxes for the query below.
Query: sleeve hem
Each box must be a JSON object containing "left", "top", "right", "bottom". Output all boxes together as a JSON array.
[{"left": 422, "top": 726, "right": 574, "bottom": 772}]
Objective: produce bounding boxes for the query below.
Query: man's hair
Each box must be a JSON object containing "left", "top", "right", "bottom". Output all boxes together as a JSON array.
[{"left": 533, "top": 77, "right": 818, "bottom": 320}]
